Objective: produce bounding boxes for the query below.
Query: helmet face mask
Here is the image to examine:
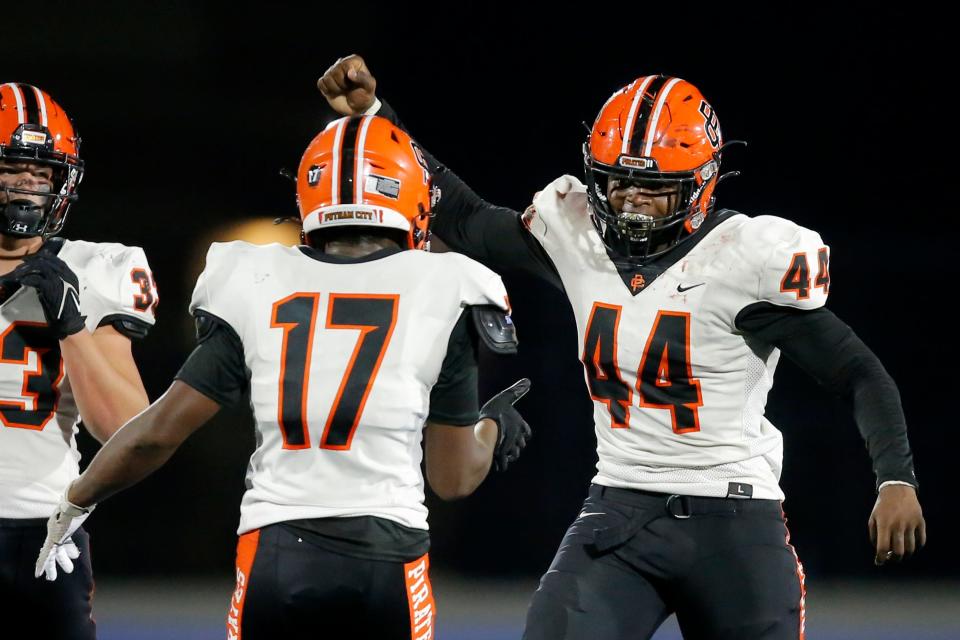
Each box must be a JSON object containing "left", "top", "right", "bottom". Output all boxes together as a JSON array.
[
  {"left": 0, "top": 85, "right": 84, "bottom": 238},
  {"left": 583, "top": 75, "right": 724, "bottom": 265}
]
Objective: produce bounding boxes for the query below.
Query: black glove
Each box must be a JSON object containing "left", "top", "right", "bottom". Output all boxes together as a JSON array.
[
  {"left": 480, "top": 378, "right": 532, "bottom": 472},
  {"left": 6, "top": 244, "right": 86, "bottom": 339}
]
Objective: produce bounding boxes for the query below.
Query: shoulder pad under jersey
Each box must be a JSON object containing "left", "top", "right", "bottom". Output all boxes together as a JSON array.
[{"left": 470, "top": 305, "right": 518, "bottom": 355}]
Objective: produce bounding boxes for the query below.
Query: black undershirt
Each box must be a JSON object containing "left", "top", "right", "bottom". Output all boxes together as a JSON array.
[{"left": 377, "top": 99, "right": 917, "bottom": 490}]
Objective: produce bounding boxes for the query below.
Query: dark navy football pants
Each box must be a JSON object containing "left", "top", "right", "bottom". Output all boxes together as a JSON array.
[
  {"left": 227, "top": 523, "right": 435, "bottom": 640},
  {"left": 523, "top": 484, "right": 806, "bottom": 640},
  {"left": 0, "top": 518, "right": 96, "bottom": 640}
]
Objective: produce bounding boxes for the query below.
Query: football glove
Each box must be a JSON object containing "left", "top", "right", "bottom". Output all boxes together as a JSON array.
[
  {"left": 35, "top": 489, "right": 95, "bottom": 582},
  {"left": 480, "top": 378, "right": 532, "bottom": 472},
  {"left": 7, "top": 243, "right": 86, "bottom": 339}
]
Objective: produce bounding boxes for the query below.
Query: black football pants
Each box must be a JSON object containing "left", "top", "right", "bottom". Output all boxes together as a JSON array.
[
  {"left": 228, "top": 523, "right": 435, "bottom": 640},
  {"left": 0, "top": 519, "right": 96, "bottom": 640},
  {"left": 523, "top": 484, "right": 806, "bottom": 640}
]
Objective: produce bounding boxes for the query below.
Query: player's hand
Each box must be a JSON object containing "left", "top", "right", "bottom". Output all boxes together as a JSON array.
[
  {"left": 869, "top": 484, "right": 925, "bottom": 566},
  {"left": 7, "top": 242, "right": 86, "bottom": 339},
  {"left": 35, "top": 490, "right": 95, "bottom": 581},
  {"left": 318, "top": 54, "right": 378, "bottom": 116},
  {"left": 480, "top": 378, "right": 532, "bottom": 472}
]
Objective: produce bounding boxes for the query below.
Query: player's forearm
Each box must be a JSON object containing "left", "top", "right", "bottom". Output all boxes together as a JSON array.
[
  {"left": 458, "top": 418, "right": 498, "bottom": 495},
  {"left": 67, "top": 408, "right": 177, "bottom": 508},
  {"left": 67, "top": 381, "right": 221, "bottom": 507},
  {"left": 425, "top": 418, "right": 497, "bottom": 500},
  {"left": 59, "top": 330, "right": 149, "bottom": 443},
  {"left": 844, "top": 351, "right": 916, "bottom": 487},
  {"left": 739, "top": 304, "right": 917, "bottom": 488}
]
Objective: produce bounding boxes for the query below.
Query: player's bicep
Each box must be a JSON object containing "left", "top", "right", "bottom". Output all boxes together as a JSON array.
[
  {"left": 175, "top": 313, "right": 249, "bottom": 408},
  {"left": 91, "top": 324, "right": 148, "bottom": 401},
  {"left": 427, "top": 312, "right": 479, "bottom": 426},
  {"left": 430, "top": 164, "right": 558, "bottom": 281},
  {"left": 380, "top": 99, "right": 558, "bottom": 282}
]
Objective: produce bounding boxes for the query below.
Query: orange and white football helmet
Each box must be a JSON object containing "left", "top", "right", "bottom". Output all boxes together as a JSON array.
[
  {"left": 0, "top": 83, "right": 83, "bottom": 237},
  {"left": 584, "top": 76, "right": 728, "bottom": 263},
  {"left": 297, "top": 115, "right": 434, "bottom": 249}
]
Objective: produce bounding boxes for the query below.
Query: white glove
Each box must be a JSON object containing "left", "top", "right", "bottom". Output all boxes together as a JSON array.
[{"left": 35, "top": 490, "right": 95, "bottom": 581}]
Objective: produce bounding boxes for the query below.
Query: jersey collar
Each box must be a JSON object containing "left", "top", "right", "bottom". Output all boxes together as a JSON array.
[
  {"left": 609, "top": 209, "right": 737, "bottom": 296},
  {"left": 298, "top": 245, "right": 404, "bottom": 264}
]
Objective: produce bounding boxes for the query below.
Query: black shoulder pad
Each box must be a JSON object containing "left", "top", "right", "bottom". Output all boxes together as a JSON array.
[
  {"left": 99, "top": 314, "right": 151, "bottom": 340},
  {"left": 194, "top": 311, "right": 221, "bottom": 343},
  {"left": 470, "top": 305, "right": 518, "bottom": 355},
  {"left": 193, "top": 310, "right": 243, "bottom": 346}
]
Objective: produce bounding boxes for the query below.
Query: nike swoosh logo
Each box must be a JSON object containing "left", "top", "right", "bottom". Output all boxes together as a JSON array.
[
  {"left": 58, "top": 282, "right": 81, "bottom": 318},
  {"left": 677, "top": 283, "right": 705, "bottom": 293},
  {"left": 578, "top": 512, "right": 606, "bottom": 518}
]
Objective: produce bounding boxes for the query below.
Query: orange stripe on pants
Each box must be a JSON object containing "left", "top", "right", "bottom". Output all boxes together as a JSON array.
[
  {"left": 226, "top": 529, "right": 260, "bottom": 640},
  {"left": 781, "top": 508, "right": 806, "bottom": 640},
  {"left": 404, "top": 553, "right": 435, "bottom": 640}
]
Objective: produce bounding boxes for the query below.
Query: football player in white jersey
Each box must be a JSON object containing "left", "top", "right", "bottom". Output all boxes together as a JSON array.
[
  {"left": 36, "top": 114, "right": 533, "bottom": 639},
  {"left": 0, "top": 83, "right": 156, "bottom": 639},
  {"left": 318, "top": 56, "right": 927, "bottom": 639}
]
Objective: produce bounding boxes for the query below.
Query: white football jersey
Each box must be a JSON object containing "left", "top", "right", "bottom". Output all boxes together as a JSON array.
[
  {"left": 0, "top": 240, "right": 158, "bottom": 518},
  {"left": 189, "top": 242, "right": 509, "bottom": 534},
  {"left": 525, "top": 176, "right": 830, "bottom": 500}
]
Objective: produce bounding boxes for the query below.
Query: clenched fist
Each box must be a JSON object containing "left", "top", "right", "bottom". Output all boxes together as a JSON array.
[{"left": 318, "top": 54, "right": 378, "bottom": 116}]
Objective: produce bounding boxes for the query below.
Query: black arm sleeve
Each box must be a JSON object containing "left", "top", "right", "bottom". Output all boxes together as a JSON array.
[
  {"left": 377, "top": 100, "right": 562, "bottom": 289},
  {"left": 736, "top": 303, "right": 917, "bottom": 490},
  {"left": 427, "top": 310, "right": 480, "bottom": 426},
  {"left": 175, "top": 313, "right": 249, "bottom": 408}
]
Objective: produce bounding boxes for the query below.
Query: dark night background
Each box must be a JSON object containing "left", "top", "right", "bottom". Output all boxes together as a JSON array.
[{"left": 5, "top": 1, "right": 954, "bottom": 589}]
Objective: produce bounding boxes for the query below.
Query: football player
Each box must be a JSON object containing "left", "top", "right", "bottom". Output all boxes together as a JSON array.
[
  {"left": 318, "top": 56, "right": 926, "bottom": 639},
  {"left": 36, "top": 114, "right": 532, "bottom": 640},
  {"left": 0, "top": 83, "right": 156, "bottom": 639}
]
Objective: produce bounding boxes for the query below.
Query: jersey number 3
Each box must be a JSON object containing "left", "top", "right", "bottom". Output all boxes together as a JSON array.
[
  {"left": 271, "top": 293, "right": 398, "bottom": 451},
  {"left": 582, "top": 303, "right": 702, "bottom": 433},
  {"left": 0, "top": 323, "right": 63, "bottom": 430}
]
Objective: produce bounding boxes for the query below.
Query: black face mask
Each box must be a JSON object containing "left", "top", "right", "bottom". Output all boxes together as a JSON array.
[{"left": 1, "top": 197, "right": 47, "bottom": 237}]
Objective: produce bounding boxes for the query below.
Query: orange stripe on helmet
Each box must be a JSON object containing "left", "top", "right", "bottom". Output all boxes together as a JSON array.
[
  {"left": 628, "top": 75, "right": 670, "bottom": 157},
  {"left": 329, "top": 117, "right": 348, "bottom": 205},
  {"left": 2, "top": 83, "right": 25, "bottom": 124},
  {"left": 353, "top": 115, "right": 374, "bottom": 203},
  {"left": 620, "top": 75, "right": 655, "bottom": 155},
  {"left": 31, "top": 85, "right": 48, "bottom": 126},
  {"left": 642, "top": 77, "right": 683, "bottom": 158}
]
